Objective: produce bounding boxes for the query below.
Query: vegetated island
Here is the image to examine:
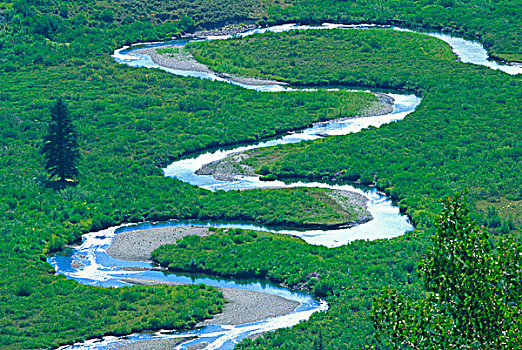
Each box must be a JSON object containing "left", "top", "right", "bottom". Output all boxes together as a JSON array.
[
  {"left": 132, "top": 45, "right": 289, "bottom": 86},
  {"left": 107, "top": 226, "right": 300, "bottom": 330},
  {"left": 194, "top": 91, "right": 393, "bottom": 182}
]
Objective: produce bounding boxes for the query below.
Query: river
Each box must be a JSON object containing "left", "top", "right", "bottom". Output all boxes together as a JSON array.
[{"left": 50, "top": 22, "right": 519, "bottom": 350}]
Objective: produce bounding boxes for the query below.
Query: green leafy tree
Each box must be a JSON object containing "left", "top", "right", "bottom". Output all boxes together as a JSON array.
[
  {"left": 371, "top": 195, "right": 522, "bottom": 349},
  {"left": 312, "top": 329, "right": 324, "bottom": 350},
  {"left": 41, "top": 98, "right": 80, "bottom": 183}
]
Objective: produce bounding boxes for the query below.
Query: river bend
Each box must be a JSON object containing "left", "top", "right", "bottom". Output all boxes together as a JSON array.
[{"left": 50, "top": 22, "right": 519, "bottom": 350}]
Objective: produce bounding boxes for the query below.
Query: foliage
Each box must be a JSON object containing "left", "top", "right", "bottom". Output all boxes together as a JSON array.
[
  {"left": 1, "top": 0, "right": 520, "bottom": 75},
  {"left": 152, "top": 227, "right": 426, "bottom": 348},
  {"left": 371, "top": 195, "right": 522, "bottom": 349},
  {"left": 263, "top": 0, "right": 522, "bottom": 61},
  {"left": 0, "top": 0, "right": 272, "bottom": 71},
  {"left": 205, "top": 187, "right": 369, "bottom": 227},
  {"left": 0, "top": 274, "right": 224, "bottom": 349},
  {"left": 188, "top": 28, "right": 456, "bottom": 92},
  {"left": 41, "top": 98, "right": 80, "bottom": 182},
  {"left": 0, "top": 21, "right": 379, "bottom": 350},
  {"left": 188, "top": 28, "right": 522, "bottom": 231},
  {"left": 0, "top": 0, "right": 520, "bottom": 348}
]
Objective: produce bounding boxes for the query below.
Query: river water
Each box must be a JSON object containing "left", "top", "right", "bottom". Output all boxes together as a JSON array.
[
  {"left": 51, "top": 23, "right": 519, "bottom": 350},
  {"left": 50, "top": 222, "right": 327, "bottom": 350}
]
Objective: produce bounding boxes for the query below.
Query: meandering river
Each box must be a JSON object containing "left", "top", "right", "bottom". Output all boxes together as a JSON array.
[{"left": 50, "top": 23, "right": 519, "bottom": 350}]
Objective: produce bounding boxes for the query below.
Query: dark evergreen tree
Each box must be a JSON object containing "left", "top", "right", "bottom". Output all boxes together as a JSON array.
[{"left": 41, "top": 98, "right": 80, "bottom": 182}]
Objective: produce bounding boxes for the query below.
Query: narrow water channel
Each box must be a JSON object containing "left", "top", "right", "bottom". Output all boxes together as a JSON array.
[
  {"left": 50, "top": 223, "right": 327, "bottom": 350},
  {"left": 50, "top": 92, "right": 416, "bottom": 349},
  {"left": 50, "top": 22, "right": 519, "bottom": 350}
]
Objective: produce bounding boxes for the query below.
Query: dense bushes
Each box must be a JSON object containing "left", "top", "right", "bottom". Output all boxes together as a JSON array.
[
  {"left": 1, "top": 0, "right": 520, "bottom": 74},
  {"left": 0, "top": 19, "right": 381, "bottom": 350},
  {"left": 264, "top": 0, "right": 522, "bottom": 61},
  {"left": 153, "top": 26, "right": 522, "bottom": 349},
  {"left": 152, "top": 227, "right": 426, "bottom": 348},
  {"left": 1, "top": 280, "right": 223, "bottom": 348},
  {"left": 0, "top": 0, "right": 267, "bottom": 72},
  {"left": 188, "top": 28, "right": 521, "bottom": 232},
  {"left": 0, "top": 0, "right": 520, "bottom": 348}
]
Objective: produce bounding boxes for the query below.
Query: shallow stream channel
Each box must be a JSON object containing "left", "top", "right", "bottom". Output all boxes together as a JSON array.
[{"left": 49, "top": 23, "right": 520, "bottom": 350}]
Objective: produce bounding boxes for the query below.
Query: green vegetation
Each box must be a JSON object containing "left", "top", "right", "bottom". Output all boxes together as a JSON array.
[
  {"left": 0, "top": 3, "right": 382, "bottom": 349},
  {"left": 152, "top": 225, "right": 426, "bottom": 348},
  {"left": 188, "top": 28, "right": 522, "bottom": 231},
  {"left": 206, "top": 188, "right": 370, "bottom": 227},
  {"left": 156, "top": 26, "right": 522, "bottom": 349},
  {"left": 41, "top": 98, "right": 80, "bottom": 183},
  {"left": 152, "top": 196, "right": 521, "bottom": 349},
  {"left": 262, "top": 0, "right": 522, "bottom": 62},
  {"left": 372, "top": 195, "right": 522, "bottom": 349},
  {"left": 1, "top": 281, "right": 223, "bottom": 349},
  {"left": 1, "top": 0, "right": 520, "bottom": 75},
  {"left": 0, "top": 63, "right": 376, "bottom": 349},
  {"left": 1, "top": 0, "right": 520, "bottom": 348},
  {"left": 187, "top": 28, "right": 456, "bottom": 91},
  {"left": 0, "top": 0, "right": 272, "bottom": 72}
]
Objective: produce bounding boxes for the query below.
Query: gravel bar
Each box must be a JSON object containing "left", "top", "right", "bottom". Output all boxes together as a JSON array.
[
  {"left": 110, "top": 337, "right": 189, "bottom": 350},
  {"left": 106, "top": 226, "right": 212, "bottom": 262},
  {"left": 121, "top": 278, "right": 300, "bottom": 326},
  {"left": 131, "top": 47, "right": 288, "bottom": 86}
]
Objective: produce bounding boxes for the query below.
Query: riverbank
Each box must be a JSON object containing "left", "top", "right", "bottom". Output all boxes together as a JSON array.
[
  {"left": 107, "top": 226, "right": 212, "bottom": 262},
  {"left": 107, "top": 226, "right": 300, "bottom": 328},
  {"left": 121, "top": 278, "right": 300, "bottom": 326},
  {"left": 131, "top": 46, "right": 289, "bottom": 86}
]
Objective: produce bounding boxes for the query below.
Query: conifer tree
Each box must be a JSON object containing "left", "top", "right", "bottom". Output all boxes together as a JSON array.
[{"left": 41, "top": 98, "right": 80, "bottom": 182}]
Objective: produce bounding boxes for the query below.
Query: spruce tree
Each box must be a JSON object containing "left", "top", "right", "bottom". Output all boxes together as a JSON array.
[{"left": 41, "top": 99, "right": 80, "bottom": 182}]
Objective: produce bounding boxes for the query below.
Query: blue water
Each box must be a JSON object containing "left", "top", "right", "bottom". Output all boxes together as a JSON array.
[
  {"left": 52, "top": 22, "right": 519, "bottom": 349},
  {"left": 49, "top": 222, "right": 326, "bottom": 350}
]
